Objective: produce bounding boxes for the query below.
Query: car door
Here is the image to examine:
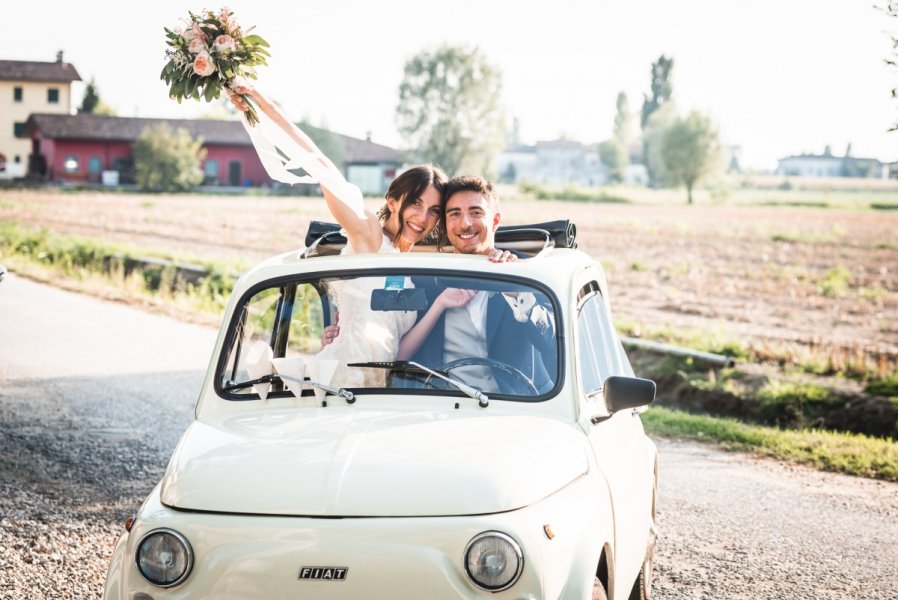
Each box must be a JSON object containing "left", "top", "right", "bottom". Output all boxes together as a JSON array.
[{"left": 575, "top": 277, "right": 655, "bottom": 597}]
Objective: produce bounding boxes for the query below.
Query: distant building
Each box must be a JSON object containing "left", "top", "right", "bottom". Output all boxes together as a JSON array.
[
  {"left": 0, "top": 53, "right": 81, "bottom": 177},
  {"left": 341, "top": 133, "right": 402, "bottom": 196},
  {"left": 495, "top": 139, "right": 607, "bottom": 187},
  {"left": 776, "top": 145, "right": 890, "bottom": 179},
  {"left": 18, "top": 113, "right": 400, "bottom": 192}
]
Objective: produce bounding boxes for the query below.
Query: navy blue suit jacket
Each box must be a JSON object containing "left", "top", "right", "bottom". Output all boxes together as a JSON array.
[{"left": 410, "top": 277, "right": 557, "bottom": 392}]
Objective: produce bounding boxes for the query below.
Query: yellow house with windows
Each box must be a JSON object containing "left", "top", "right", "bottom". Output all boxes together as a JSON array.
[{"left": 0, "top": 52, "right": 81, "bottom": 177}]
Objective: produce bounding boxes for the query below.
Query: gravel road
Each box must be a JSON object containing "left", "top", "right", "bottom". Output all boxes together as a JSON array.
[{"left": 1, "top": 274, "right": 896, "bottom": 599}]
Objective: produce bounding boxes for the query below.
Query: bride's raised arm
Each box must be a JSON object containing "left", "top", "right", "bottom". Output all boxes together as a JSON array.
[{"left": 230, "top": 85, "right": 384, "bottom": 253}]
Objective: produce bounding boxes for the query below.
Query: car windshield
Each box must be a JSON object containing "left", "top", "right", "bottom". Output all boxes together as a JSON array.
[{"left": 217, "top": 270, "right": 560, "bottom": 401}]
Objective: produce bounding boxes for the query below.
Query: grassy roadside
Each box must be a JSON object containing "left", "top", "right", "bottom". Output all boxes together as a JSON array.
[
  {"left": 0, "top": 222, "right": 243, "bottom": 325},
  {"left": 643, "top": 406, "right": 898, "bottom": 482},
  {"left": 3, "top": 220, "right": 897, "bottom": 482}
]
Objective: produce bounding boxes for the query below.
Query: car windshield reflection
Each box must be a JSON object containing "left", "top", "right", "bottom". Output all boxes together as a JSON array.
[{"left": 217, "top": 271, "right": 560, "bottom": 401}]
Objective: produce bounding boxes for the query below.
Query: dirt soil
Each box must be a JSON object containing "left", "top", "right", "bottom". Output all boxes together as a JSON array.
[{"left": 2, "top": 189, "right": 897, "bottom": 357}]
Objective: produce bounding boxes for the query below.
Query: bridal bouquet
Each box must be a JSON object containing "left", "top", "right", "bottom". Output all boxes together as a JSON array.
[{"left": 161, "top": 8, "right": 269, "bottom": 125}]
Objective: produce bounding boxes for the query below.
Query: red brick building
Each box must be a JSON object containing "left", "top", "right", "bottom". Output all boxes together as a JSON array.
[{"left": 18, "top": 113, "right": 401, "bottom": 193}]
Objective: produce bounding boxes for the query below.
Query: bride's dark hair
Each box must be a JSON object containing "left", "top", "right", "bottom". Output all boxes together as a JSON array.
[{"left": 378, "top": 164, "right": 448, "bottom": 245}]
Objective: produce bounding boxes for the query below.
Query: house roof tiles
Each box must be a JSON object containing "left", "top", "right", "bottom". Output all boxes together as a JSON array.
[
  {"left": 21, "top": 113, "right": 400, "bottom": 164},
  {"left": 0, "top": 60, "right": 82, "bottom": 83}
]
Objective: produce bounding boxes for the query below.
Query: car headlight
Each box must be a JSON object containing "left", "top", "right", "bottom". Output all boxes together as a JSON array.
[
  {"left": 464, "top": 531, "right": 523, "bottom": 591},
  {"left": 135, "top": 528, "right": 193, "bottom": 587}
]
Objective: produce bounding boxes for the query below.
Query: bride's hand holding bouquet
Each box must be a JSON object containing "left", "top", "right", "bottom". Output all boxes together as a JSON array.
[{"left": 161, "top": 8, "right": 269, "bottom": 126}]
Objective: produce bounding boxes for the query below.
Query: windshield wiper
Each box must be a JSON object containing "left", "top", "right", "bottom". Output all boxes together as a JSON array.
[
  {"left": 222, "top": 373, "right": 355, "bottom": 403},
  {"left": 348, "top": 361, "right": 489, "bottom": 407}
]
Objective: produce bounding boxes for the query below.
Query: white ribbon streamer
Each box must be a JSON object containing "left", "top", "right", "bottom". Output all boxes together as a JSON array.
[{"left": 239, "top": 110, "right": 366, "bottom": 219}]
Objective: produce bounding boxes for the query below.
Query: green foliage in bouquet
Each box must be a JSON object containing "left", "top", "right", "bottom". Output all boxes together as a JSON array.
[{"left": 161, "top": 8, "right": 269, "bottom": 125}]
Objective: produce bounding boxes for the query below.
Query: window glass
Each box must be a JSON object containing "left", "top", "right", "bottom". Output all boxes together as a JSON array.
[
  {"left": 88, "top": 156, "right": 102, "bottom": 174},
  {"left": 48, "top": 88, "right": 59, "bottom": 103},
  {"left": 204, "top": 159, "right": 219, "bottom": 179},
  {"left": 576, "top": 285, "right": 632, "bottom": 396},
  {"left": 63, "top": 155, "right": 79, "bottom": 173},
  {"left": 13, "top": 123, "right": 25, "bottom": 137},
  {"left": 13, "top": 87, "right": 22, "bottom": 102},
  {"left": 218, "top": 272, "right": 560, "bottom": 400}
]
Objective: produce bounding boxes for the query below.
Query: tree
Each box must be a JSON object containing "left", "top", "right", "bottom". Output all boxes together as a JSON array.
[
  {"left": 640, "top": 55, "right": 674, "bottom": 129},
  {"left": 297, "top": 121, "right": 345, "bottom": 172},
  {"left": 78, "top": 78, "right": 117, "bottom": 115},
  {"left": 598, "top": 139, "right": 628, "bottom": 183},
  {"left": 500, "top": 162, "right": 518, "bottom": 184},
  {"left": 660, "top": 111, "right": 721, "bottom": 204},
  {"left": 600, "top": 91, "right": 634, "bottom": 183},
  {"left": 79, "top": 79, "right": 100, "bottom": 114},
  {"left": 640, "top": 55, "right": 674, "bottom": 185},
  {"left": 133, "top": 123, "right": 206, "bottom": 192},
  {"left": 613, "top": 91, "right": 635, "bottom": 150},
  {"left": 642, "top": 101, "right": 678, "bottom": 187},
  {"left": 396, "top": 45, "right": 505, "bottom": 175}
]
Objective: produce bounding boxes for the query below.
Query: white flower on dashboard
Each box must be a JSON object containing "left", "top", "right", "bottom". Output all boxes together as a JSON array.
[
  {"left": 193, "top": 52, "right": 216, "bottom": 77},
  {"left": 214, "top": 34, "right": 236, "bottom": 53}
]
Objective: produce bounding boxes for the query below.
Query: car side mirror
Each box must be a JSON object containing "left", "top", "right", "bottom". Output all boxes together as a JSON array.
[
  {"left": 370, "top": 288, "right": 428, "bottom": 312},
  {"left": 603, "top": 376, "right": 656, "bottom": 413}
]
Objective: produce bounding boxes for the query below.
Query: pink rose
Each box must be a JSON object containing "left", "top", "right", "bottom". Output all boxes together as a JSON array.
[
  {"left": 193, "top": 52, "right": 216, "bottom": 77},
  {"left": 213, "top": 34, "right": 236, "bottom": 53},
  {"left": 188, "top": 37, "right": 207, "bottom": 54}
]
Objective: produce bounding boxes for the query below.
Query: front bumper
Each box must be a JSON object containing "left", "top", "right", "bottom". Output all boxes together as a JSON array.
[{"left": 103, "top": 475, "right": 608, "bottom": 600}]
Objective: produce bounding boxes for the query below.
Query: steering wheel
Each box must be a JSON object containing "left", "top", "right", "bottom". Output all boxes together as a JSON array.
[{"left": 437, "top": 357, "right": 538, "bottom": 395}]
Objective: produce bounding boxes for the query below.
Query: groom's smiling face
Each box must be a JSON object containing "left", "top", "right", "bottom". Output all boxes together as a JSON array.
[{"left": 444, "top": 191, "right": 501, "bottom": 255}]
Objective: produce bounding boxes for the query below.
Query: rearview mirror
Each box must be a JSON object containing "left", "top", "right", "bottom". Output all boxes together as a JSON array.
[
  {"left": 370, "top": 288, "right": 428, "bottom": 312},
  {"left": 604, "top": 376, "right": 656, "bottom": 413}
]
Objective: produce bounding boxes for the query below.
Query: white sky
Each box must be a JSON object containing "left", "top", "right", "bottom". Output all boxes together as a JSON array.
[{"left": 3, "top": 0, "right": 896, "bottom": 170}]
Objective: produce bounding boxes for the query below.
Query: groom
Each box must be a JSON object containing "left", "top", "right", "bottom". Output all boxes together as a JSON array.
[
  {"left": 402, "top": 175, "right": 556, "bottom": 392},
  {"left": 323, "top": 175, "right": 556, "bottom": 392}
]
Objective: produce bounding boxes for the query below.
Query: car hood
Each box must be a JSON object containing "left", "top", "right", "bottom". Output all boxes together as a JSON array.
[{"left": 160, "top": 408, "right": 588, "bottom": 516}]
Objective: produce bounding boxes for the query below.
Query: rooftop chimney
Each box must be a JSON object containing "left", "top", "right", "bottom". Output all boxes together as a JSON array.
[
  {"left": 365, "top": 131, "right": 372, "bottom": 142},
  {"left": 56, "top": 50, "right": 64, "bottom": 63}
]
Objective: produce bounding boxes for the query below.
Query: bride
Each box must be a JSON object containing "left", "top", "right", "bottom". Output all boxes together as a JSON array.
[{"left": 229, "top": 85, "right": 447, "bottom": 387}]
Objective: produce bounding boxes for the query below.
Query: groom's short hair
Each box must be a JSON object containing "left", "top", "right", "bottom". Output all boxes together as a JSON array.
[{"left": 442, "top": 175, "right": 498, "bottom": 209}]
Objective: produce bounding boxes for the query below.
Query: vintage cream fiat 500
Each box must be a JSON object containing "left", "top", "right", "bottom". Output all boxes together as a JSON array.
[{"left": 103, "top": 223, "right": 658, "bottom": 600}]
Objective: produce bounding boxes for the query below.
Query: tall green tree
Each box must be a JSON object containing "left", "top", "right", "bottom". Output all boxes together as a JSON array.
[
  {"left": 396, "top": 45, "right": 505, "bottom": 174},
  {"left": 640, "top": 56, "right": 674, "bottom": 129},
  {"left": 79, "top": 79, "right": 100, "bottom": 114},
  {"left": 599, "top": 91, "right": 634, "bottom": 183},
  {"left": 133, "top": 124, "right": 206, "bottom": 192},
  {"left": 613, "top": 91, "right": 635, "bottom": 149},
  {"left": 78, "top": 78, "right": 116, "bottom": 115},
  {"left": 659, "top": 111, "right": 721, "bottom": 204},
  {"left": 640, "top": 55, "right": 674, "bottom": 185}
]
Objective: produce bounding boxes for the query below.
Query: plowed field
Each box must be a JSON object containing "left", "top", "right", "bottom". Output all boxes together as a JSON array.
[{"left": 3, "top": 189, "right": 897, "bottom": 362}]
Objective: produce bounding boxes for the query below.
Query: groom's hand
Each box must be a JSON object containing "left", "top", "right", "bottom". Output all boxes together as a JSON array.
[
  {"left": 488, "top": 248, "right": 517, "bottom": 263},
  {"left": 437, "top": 288, "right": 477, "bottom": 310}
]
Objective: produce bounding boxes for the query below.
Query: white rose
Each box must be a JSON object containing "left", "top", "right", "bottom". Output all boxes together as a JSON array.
[
  {"left": 193, "top": 52, "right": 217, "bottom": 77},
  {"left": 213, "top": 34, "right": 236, "bottom": 53},
  {"left": 188, "top": 37, "right": 207, "bottom": 54}
]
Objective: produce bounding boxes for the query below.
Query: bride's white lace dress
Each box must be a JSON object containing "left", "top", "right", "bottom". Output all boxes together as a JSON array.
[{"left": 315, "top": 234, "right": 417, "bottom": 388}]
